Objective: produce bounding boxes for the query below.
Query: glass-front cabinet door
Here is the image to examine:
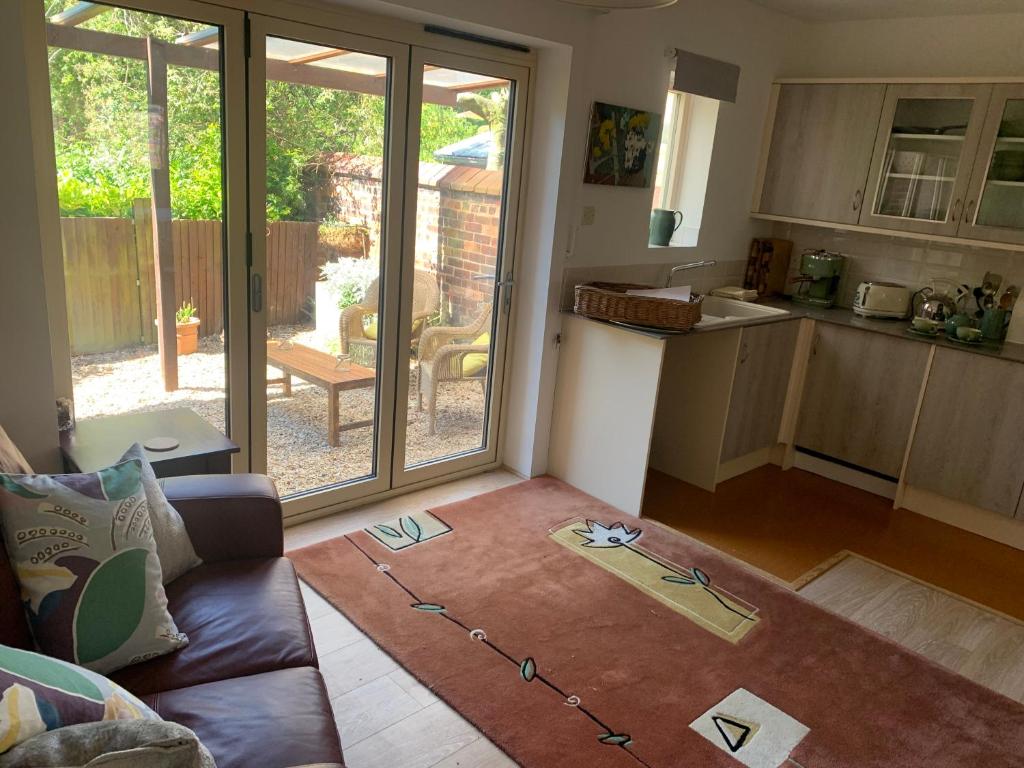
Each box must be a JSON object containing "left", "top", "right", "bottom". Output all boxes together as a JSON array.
[
  {"left": 959, "top": 85, "right": 1024, "bottom": 245},
  {"left": 860, "top": 84, "right": 992, "bottom": 236}
]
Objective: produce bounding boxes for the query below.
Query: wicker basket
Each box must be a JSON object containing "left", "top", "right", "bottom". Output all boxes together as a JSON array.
[{"left": 573, "top": 282, "right": 703, "bottom": 332}]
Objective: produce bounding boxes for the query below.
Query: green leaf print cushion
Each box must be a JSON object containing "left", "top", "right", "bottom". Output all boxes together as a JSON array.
[
  {"left": 0, "top": 459, "right": 187, "bottom": 675},
  {"left": 0, "top": 644, "right": 160, "bottom": 754}
]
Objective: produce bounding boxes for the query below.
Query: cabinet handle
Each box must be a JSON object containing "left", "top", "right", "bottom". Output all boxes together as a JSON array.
[
  {"left": 852, "top": 189, "right": 862, "bottom": 212},
  {"left": 739, "top": 342, "right": 750, "bottom": 364},
  {"left": 965, "top": 199, "right": 977, "bottom": 223},
  {"left": 951, "top": 198, "right": 964, "bottom": 222}
]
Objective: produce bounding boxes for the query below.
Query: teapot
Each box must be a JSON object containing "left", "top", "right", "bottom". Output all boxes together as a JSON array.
[{"left": 913, "top": 280, "right": 970, "bottom": 323}]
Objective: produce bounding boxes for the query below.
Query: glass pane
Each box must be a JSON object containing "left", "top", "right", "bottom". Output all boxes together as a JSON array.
[
  {"left": 652, "top": 91, "right": 680, "bottom": 210},
  {"left": 263, "top": 37, "right": 389, "bottom": 497},
  {"left": 45, "top": 3, "right": 230, "bottom": 440},
  {"left": 404, "top": 66, "right": 513, "bottom": 468},
  {"left": 872, "top": 98, "right": 972, "bottom": 222},
  {"left": 975, "top": 99, "right": 1024, "bottom": 229}
]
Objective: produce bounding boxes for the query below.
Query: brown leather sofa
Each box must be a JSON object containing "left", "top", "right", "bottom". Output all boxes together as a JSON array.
[{"left": 0, "top": 474, "right": 345, "bottom": 768}]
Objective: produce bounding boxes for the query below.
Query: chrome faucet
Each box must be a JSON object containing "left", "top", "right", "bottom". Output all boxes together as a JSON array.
[{"left": 665, "top": 260, "right": 717, "bottom": 287}]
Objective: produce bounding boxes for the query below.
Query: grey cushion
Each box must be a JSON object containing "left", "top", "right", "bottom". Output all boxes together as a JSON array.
[
  {"left": 0, "top": 720, "right": 215, "bottom": 767},
  {"left": 120, "top": 444, "right": 202, "bottom": 584}
]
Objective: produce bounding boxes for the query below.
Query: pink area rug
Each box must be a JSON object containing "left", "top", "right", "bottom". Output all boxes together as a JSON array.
[{"left": 290, "top": 477, "right": 1024, "bottom": 768}]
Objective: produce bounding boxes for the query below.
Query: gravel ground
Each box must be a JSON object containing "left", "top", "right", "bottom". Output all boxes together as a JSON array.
[{"left": 71, "top": 326, "right": 486, "bottom": 497}]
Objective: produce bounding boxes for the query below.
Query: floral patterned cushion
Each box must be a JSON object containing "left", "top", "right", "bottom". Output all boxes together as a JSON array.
[
  {"left": 0, "top": 460, "right": 187, "bottom": 675},
  {"left": 0, "top": 644, "right": 159, "bottom": 755}
]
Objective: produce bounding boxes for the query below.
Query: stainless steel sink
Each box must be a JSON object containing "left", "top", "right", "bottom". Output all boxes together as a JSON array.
[{"left": 693, "top": 295, "right": 790, "bottom": 330}]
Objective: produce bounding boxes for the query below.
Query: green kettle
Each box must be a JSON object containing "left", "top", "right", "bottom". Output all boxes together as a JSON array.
[{"left": 649, "top": 209, "right": 682, "bottom": 247}]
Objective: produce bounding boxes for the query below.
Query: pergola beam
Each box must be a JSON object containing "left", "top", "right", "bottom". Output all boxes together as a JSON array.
[
  {"left": 287, "top": 48, "right": 353, "bottom": 65},
  {"left": 146, "top": 38, "right": 178, "bottom": 392},
  {"left": 45, "top": 23, "right": 459, "bottom": 106},
  {"left": 50, "top": 1, "right": 108, "bottom": 27},
  {"left": 175, "top": 28, "right": 219, "bottom": 47}
]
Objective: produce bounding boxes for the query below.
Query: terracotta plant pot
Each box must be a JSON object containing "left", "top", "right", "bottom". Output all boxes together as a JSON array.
[{"left": 176, "top": 317, "right": 200, "bottom": 355}]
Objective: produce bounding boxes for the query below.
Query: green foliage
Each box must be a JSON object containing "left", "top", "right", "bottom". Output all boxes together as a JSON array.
[
  {"left": 45, "top": 1, "right": 484, "bottom": 222},
  {"left": 320, "top": 258, "right": 378, "bottom": 310},
  {"left": 175, "top": 301, "right": 198, "bottom": 323}
]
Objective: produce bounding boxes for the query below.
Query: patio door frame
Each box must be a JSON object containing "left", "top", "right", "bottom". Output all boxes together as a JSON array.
[
  {"left": 390, "top": 47, "right": 530, "bottom": 490},
  {"left": 246, "top": 14, "right": 409, "bottom": 514}
]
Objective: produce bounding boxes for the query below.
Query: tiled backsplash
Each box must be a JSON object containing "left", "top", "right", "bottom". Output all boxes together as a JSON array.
[{"left": 771, "top": 223, "right": 1024, "bottom": 309}]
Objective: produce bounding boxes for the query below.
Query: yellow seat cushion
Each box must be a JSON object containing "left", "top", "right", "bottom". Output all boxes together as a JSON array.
[
  {"left": 462, "top": 333, "right": 490, "bottom": 377},
  {"left": 362, "top": 317, "right": 424, "bottom": 342}
]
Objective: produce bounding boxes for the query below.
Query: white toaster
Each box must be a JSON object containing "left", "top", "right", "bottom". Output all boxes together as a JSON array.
[{"left": 853, "top": 281, "right": 912, "bottom": 319}]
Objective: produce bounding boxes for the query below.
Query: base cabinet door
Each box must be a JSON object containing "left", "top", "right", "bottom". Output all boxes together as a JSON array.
[
  {"left": 795, "top": 323, "right": 928, "bottom": 478},
  {"left": 721, "top": 321, "right": 798, "bottom": 462},
  {"left": 758, "top": 84, "right": 885, "bottom": 224},
  {"left": 906, "top": 348, "right": 1024, "bottom": 517}
]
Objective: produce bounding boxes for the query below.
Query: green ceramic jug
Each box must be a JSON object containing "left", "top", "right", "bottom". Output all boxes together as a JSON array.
[{"left": 649, "top": 209, "right": 682, "bottom": 247}]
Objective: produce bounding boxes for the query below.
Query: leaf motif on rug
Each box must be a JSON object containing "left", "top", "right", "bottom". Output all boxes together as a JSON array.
[{"left": 365, "top": 510, "right": 452, "bottom": 552}]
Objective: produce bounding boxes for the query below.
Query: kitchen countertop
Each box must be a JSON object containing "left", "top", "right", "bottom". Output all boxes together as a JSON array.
[
  {"left": 563, "top": 301, "right": 1024, "bottom": 364},
  {"left": 761, "top": 298, "right": 1024, "bottom": 365}
]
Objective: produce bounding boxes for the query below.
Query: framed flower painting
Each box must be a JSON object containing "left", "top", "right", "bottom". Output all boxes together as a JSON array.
[{"left": 583, "top": 101, "right": 661, "bottom": 187}]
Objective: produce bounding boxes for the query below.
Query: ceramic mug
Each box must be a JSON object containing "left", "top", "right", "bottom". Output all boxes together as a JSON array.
[
  {"left": 957, "top": 326, "right": 983, "bottom": 342},
  {"left": 649, "top": 209, "right": 683, "bottom": 247},
  {"left": 944, "top": 313, "right": 973, "bottom": 337},
  {"left": 980, "top": 308, "right": 1010, "bottom": 341}
]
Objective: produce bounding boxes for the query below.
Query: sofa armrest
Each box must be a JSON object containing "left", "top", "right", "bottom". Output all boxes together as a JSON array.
[{"left": 162, "top": 474, "right": 283, "bottom": 562}]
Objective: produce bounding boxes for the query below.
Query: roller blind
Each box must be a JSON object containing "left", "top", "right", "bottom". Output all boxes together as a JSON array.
[{"left": 672, "top": 49, "right": 740, "bottom": 104}]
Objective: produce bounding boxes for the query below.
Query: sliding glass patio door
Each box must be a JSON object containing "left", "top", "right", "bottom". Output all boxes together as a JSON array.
[
  {"left": 247, "top": 20, "right": 529, "bottom": 514},
  {"left": 247, "top": 16, "right": 407, "bottom": 511},
  {"left": 392, "top": 49, "right": 529, "bottom": 487},
  {"left": 40, "top": 0, "right": 250, "bottom": 466}
]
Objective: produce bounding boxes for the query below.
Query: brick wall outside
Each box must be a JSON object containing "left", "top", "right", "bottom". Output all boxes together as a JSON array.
[{"left": 320, "top": 154, "right": 503, "bottom": 326}]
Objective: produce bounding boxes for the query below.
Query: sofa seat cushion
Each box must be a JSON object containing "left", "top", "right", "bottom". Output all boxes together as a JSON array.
[
  {"left": 142, "top": 667, "right": 344, "bottom": 768},
  {"left": 112, "top": 558, "right": 316, "bottom": 697}
]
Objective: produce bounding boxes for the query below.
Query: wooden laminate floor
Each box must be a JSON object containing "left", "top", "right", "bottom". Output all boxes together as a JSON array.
[
  {"left": 643, "top": 465, "right": 1024, "bottom": 621},
  {"left": 289, "top": 469, "right": 1024, "bottom": 767}
]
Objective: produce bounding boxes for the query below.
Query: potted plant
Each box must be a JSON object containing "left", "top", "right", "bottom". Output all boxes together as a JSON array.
[{"left": 175, "top": 301, "right": 201, "bottom": 355}]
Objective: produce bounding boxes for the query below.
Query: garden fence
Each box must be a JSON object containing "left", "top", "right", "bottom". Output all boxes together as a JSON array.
[{"left": 62, "top": 200, "right": 320, "bottom": 354}]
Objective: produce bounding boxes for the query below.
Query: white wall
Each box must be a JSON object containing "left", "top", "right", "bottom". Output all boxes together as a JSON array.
[
  {"left": 785, "top": 12, "right": 1024, "bottom": 79},
  {"left": 570, "top": 0, "right": 798, "bottom": 268}
]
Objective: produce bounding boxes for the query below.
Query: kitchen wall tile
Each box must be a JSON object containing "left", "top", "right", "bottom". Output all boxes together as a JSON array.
[{"left": 772, "top": 223, "right": 1024, "bottom": 309}]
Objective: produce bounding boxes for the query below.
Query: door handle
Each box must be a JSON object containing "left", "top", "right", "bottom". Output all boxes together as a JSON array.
[
  {"left": 497, "top": 271, "right": 515, "bottom": 314},
  {"left": 251, "top": 273, "right": 263, "bottom": 313},
  {"left": 965, "top": 199, "right": 977, "bottom": 223},
  {"left": 951, "top": 198, "right": 964, "bottom": 222},
  {"left": 852, "top": 189, "right": 862, "bottom": 212}
]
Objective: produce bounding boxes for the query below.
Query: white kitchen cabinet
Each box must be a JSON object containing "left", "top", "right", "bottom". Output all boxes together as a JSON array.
[
  {"left": 905, "top": 348, "right": 1024, "bottom": 518},
  {"left": 720, "top": 320, "right": 799, "bottom": 463},
  {"left": 795, "top": 323, "right": 929, "bottom": 479},
  {"left": 860, "top": 84, "right": 993, "bottom": 237},
  {"left": 958, "top": 85, "right": 1024, "bottom": 245},
  {"left": 757, "top": 84, "right": 885, "bottom": 224}
]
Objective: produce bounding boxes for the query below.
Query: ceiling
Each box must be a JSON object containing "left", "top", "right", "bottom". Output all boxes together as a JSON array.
[{"left": 747, "top": 0, "right": 1024, "bottom": 21}]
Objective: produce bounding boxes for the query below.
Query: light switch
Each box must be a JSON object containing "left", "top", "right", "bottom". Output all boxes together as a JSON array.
[{"left": 581, "top": 206, "right": 596, "bottom": 226}]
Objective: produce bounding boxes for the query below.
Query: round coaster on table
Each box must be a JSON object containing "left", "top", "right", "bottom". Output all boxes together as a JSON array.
[{"left": 143, "top": 436, "right": 180, "bottom": 452}]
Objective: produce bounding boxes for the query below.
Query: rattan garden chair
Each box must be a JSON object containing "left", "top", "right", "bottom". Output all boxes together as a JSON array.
[
  {"left": 339, "top": 271, "right": 440, "bottom": 366},
  {"left": 417, "top": 304, "right": 493, "bottom": 435}
]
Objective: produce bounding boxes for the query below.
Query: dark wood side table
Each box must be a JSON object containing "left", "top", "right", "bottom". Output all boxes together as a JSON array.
[{"left": 61, "top": 407, "right": 240, "bottom": 478}]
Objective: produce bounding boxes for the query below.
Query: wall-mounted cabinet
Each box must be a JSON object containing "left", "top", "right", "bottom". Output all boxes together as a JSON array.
[
  {"left": 753, "top": 79, "right": 1024, "bottom": 249},
  {"left": 960, "top": 85, "right": 1024, "bottom": 245},
  {"left": 758, "top": 84, "right": 885, "bottom": 225},
  {"left": 860, "top": 84, "right": 992, "bottom": 237}
]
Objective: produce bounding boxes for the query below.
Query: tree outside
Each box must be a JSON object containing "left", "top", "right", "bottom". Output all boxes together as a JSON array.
[{"left": 44, "top": 0, "right": 494, "bottom": 223}]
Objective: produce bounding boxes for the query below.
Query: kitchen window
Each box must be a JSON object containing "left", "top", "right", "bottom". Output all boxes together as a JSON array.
[
  {"left": 651, "top": 89, "right": 720, "bottom": 247},
  {"left": 651, "top": 49, "right": 738, "bottom": 248}
]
